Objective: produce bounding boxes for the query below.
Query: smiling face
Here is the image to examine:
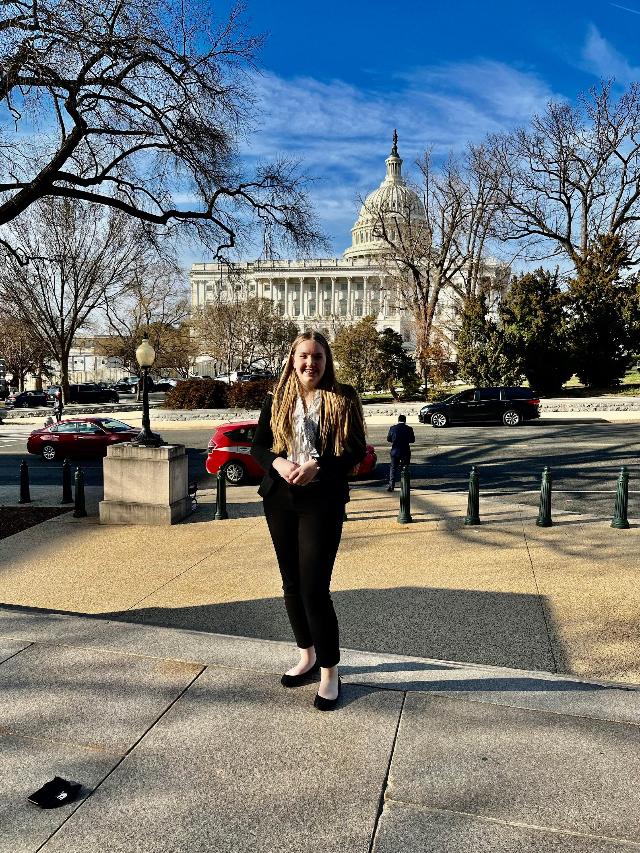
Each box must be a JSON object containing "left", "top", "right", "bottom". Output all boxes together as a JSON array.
[{"left": 292, "top": 339, "right": 327, "bottom": 392}]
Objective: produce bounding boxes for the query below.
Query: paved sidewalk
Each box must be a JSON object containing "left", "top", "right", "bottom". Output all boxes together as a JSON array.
[{"left": 2, "top": 487, "right": 640, "bottom": 850}]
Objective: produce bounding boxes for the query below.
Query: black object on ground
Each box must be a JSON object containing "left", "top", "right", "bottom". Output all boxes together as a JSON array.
[
  {"left": 19, "top": 459, "right": 31, "bottom": 504},
  {"left": 61, "top": 458, "right": 73, "bottom": 504},
  {"left": 73, "top": 467, "right": 87, "bottom": 518},
  {"left": 215, "top": 468, "right": 229, "bottom": 520},
  {"left": 28, "top": 776, "right": 82, "bottom": 809},
  {"left": 397, "top": 463, "right": 413, "bottom": 524},
  {"left": 536, "top": 466, "right": 553, "bottom": 527},
  {"left": 464, "top": 465, "right": 480, "bottom": 525},
  {"left": 611, "top": 465, "right": 630, "bottom": 530}
]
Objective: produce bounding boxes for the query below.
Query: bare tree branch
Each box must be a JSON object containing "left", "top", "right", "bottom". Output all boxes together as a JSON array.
[{"left": 0, "top": 0, "right": 325, "bottom": 258}]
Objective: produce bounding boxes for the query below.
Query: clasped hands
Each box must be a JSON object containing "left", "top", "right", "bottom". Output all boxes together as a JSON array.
[{"left": 272, "top": 457, "right": 319, "bottom": 486}]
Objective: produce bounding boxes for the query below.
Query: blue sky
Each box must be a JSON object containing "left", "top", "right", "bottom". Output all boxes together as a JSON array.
[{"left": 207, "top": 0, "right": 640, "bottom": 262}]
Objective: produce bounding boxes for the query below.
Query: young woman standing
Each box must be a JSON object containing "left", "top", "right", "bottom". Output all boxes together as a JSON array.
[{"left": 251, "top": 331, "right": 366, "bottom": 711}]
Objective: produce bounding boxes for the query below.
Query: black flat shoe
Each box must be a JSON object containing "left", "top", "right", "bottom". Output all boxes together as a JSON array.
[
  {"left": 280, "top": 660, "right": 320, "bottom": 688},
  {"left": 313, "top": 676, "right": 342, "bottom": 711}
]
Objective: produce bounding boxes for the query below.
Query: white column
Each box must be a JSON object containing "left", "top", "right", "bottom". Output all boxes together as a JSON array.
[
  {"left": 331, "top": 277, "right": 336, "bottom": 316},
  {"left": 363, "top": 276, "right": 369, "bottom": 316},
  {"left": 284, "top": 278, "right": 289, "bottom": 317},
  {"left": 300, "top": 277, "right": 306, "bottom": 318},
  {"left": 315, "top": 277, "right": 320, "bottom": 317},
  {"left": 347, "top": 277, "right": 352, "bottom": 318}
]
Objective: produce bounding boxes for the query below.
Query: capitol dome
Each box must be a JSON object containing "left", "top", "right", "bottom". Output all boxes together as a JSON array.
[{"left": 343, "top": 131, "right": 426, "bottom": 260}]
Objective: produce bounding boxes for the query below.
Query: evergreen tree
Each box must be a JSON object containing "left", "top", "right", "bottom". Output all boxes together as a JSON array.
[
  {"left": 333, "top": 318, "right": 420, "bottom": 398},
  {"left": 499, "top": 269, "right": 573, "bottom": 395},
  {"left": 568, "top": 234, "right": 636, "bottom": 387},
  {"left": 376, "top": 327, "right": 420, "bottom": 399},
  {"left": 332, "top": 316, "right": 381, "bottom": 393},
  {"left": 456, "top": 294, "right": 524, "bottom": 386}
]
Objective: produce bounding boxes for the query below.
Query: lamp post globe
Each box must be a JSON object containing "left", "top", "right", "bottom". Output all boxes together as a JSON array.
[{"left": 133, "top": 334, "right": 165, "bottom": 447}]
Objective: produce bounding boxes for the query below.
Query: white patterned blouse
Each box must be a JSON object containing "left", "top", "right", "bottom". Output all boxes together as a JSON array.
[{"left": 287, "top": 390, "right": 321, "bottom": 471}]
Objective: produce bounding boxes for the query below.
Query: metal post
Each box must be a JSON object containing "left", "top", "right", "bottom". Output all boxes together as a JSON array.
[
  {"left": 19, "top": 459, "right": 31, "bottom": 504},
  {"left": 536, "top": 466, "right": 552, "bottom": 527},
  {"left": 215, "top": 469, "right": 229, "bottom": 520},
  {"left": 464, "top": 465, "right": 480, "bottom": 525},
  {"left": 397, "top": 463, "right": 413, "bottom": 524},
  {"left": 611, "top": 466, "right": 630, "bottom": 529},
  {"left": 133, "top": 365, "right": 164, "bottom": 447},
  {"left": 61, "top": 458, "right": 73, "bottom": 504},
  {"left": 73, "top": 467, "right": 87, "bottom": 518}
]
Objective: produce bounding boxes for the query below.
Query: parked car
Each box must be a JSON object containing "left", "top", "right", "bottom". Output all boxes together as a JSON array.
[
  {"left": 419, "top": 387, "right": 540, "bottom": 428},
  {"left": 68, "top": 383, "right": 119, "bottom": 403},
  {"left": 110, "top": 378, "right": 140, "bottom": 393},
  {"left": 7, "top": 390, "right": 50, "bottom": 408},
  {"left": 205, "top": 420, "right": 377, "bottom": 484},
  {"left": 27, "top": 417, "right": 139, "bottom": 460},
  {"left": 153, "top": 378, "right": 178, "bottom": 392}
]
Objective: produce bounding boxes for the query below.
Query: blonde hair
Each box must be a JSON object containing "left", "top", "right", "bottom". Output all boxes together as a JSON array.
[{"left": 270, "top": 330, "right": 365, "bottom": 455}]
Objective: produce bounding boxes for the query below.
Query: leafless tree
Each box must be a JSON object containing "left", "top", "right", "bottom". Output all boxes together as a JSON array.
[
  {"left": 191, "top": 294, "right": 299, "bottom": 378},
  {"left": 0, "top": 197, "right": 142, "bottom": 399},
  {"left": 0, "top": 309, "right": 53, "bottom": 390},
  {"left": 100, "top": 260, "right": 195, "bottom": 386},
  {"left": 369, "top": 148, "right": 506, "bottom": 390},
  {"left": 487, "top": 81, "right": 640, "bottom": 268},
  {"left": 0, "top": 0, "right": 324, "bottom": 261}
]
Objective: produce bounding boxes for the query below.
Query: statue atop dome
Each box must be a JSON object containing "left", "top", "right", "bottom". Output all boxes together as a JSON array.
[{"left": 343, "top": 132, "right": 426, "bottom": 260}]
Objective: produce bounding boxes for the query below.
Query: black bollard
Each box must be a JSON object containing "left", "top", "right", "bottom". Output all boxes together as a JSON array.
[
  {"left": 397, "top": 463, "right": 413, "bottom": 524},
  {"left": 536, "top": 466, "right": 553, "bottom": 527},
  {"left": 19, "top": 459, "right": 31, "bottom": 504},
  {"left": 611, "top": 466, "right": 630, "bottom": 529},
  {"left": 215, "top": 468, "right": 229, "bottom": 520},
  {"left": 61, "top": 459, "right": 73, "bottom": 504},
  {"left": 73, "top": 467, "right": 87, "bottom": 518},
  {"left": 464, "top": 465, "right": 480, "bottom": 525}
]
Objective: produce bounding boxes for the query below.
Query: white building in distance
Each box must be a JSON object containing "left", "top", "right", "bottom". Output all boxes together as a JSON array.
[{"left": 190, "top": 134, "right": 508, "bottom": 375}]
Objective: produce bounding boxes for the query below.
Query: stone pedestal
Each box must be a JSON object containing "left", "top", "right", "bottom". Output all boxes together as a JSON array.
[{"left": 99, "top": 443, "right": 190, "bottom": 525}]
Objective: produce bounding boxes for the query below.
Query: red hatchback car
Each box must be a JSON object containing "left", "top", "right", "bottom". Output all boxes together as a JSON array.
[
  {"left": 27, "top": 417, "right": 140, "bottom": 461},
  {"left": 206, "top": 420, "right": 377, "bottom": 484}
]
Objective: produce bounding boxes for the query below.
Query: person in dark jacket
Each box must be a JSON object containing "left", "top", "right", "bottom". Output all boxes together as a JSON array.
[
  {"left": 53, "top": 386, "right": 64, "bottom": 423},
  {"left": 251, "top": 330, "right": 366, "bottom": 712},
  {"left": 386, "top": 414, "right": 415, "bottom": 491}
]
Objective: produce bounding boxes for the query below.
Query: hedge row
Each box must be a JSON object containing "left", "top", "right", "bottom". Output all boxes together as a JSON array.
[{"left": 163, "top": 378, "right": 275, "bottom": 410}]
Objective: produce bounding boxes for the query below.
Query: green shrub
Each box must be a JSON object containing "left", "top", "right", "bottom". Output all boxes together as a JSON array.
[
  {"left": 163, "top": 379, "right": 229, "bottom": 409},
  {"left": 226, "top": 378, "right": 275, "bottom": 409}
]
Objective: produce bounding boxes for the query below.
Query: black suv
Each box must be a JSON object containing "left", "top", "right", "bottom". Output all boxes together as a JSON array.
[
  {"left": 68, "top": 383, "right": 119, "bottom": 404},
  {"left": 419, "top": 387, "right": 540, "bottom": 428},
  {"left": 7, "top": 390, "right": 49, "bottom": 408}
]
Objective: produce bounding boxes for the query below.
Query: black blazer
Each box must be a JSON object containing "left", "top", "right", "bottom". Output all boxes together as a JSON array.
[
  {"left": 250, "top": 388, "right": 367, "bottom": 503},
  {"left": 387, "top": 422, "right": 415, "bottom": 459}
]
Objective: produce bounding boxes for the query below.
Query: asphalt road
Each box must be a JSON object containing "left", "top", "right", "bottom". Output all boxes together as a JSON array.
[
  {"left": 1, "top": 419, "right": 639, "bottom": 519},
  {"left": 366, "top": 420, "right": 640, "bottom": 519}
]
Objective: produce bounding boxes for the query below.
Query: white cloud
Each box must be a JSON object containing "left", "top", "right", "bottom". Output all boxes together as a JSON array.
[
  {"left": 581, "top": 24, "right": 640, "bottom": 83},
  {"left": 238, "top": 60, "right": 556, "bottom": 253}
]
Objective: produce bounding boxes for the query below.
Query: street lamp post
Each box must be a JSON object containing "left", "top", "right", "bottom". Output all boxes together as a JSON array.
[{"left": 133, "top": 334, "right": 165, "bottom": 447}]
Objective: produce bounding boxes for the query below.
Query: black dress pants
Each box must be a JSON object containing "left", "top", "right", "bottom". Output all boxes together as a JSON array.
[
  {"left": 263, "top": 479, "right": 345, "bottom": 667},
  {"left": 389, "top": 455, "right": 409, "bottom": 488}
]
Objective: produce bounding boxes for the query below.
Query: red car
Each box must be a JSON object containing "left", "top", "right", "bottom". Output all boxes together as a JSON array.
[
  {"left": 27, "top": 417, "right": 140, "bottom": 461},
  {"left": 205, "top": 420, "right": 377, "bottom": 484}
]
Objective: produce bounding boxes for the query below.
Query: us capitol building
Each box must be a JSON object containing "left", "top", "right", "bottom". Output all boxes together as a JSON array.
[{"left": 190, "top": 134, "right": 508, "bottom": 374}]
